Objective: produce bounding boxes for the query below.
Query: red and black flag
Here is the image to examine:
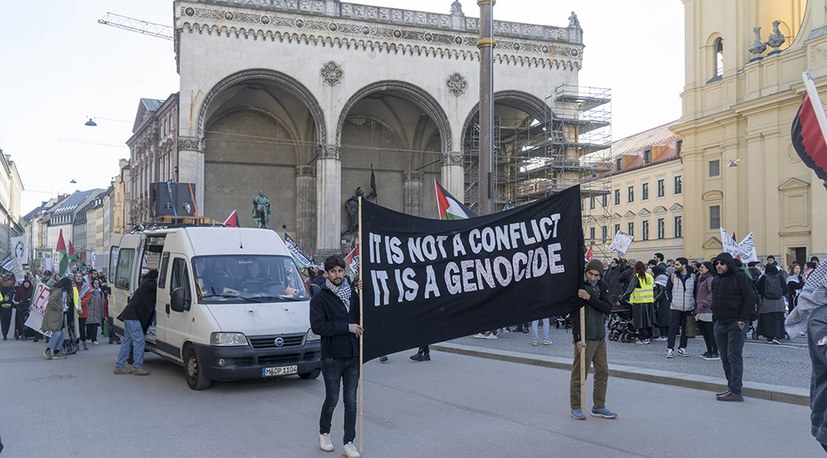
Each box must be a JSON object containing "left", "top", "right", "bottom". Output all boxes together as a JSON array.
[{"left": 791, "top": 71, "right": 827, "bottom": 186}]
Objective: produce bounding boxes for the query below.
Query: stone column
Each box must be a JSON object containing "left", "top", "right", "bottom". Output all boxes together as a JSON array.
[
  {"left": 441, "top": 151, "right": 465, "bottom": 203},
  {"left": 177, "top": 136, "right": 205, "bottom": 217},
  {"left": 295, "top": 165, "right": 317, "bottom": 254},
  {"left": 316, "top": 145, "right": 342, "bottom": 257},
  {"left": 403, "top": 171, "right": 424, "bottom": 216}
]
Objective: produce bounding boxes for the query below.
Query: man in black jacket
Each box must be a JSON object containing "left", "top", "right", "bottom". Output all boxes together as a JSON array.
[
  {"left": 711, "top": 252, "right": 756, "bottom": 401},
  {"left": 569, "top": 259, "right": 616, "bottom": 420},
  {"left": 113, "top": 269, "right": 158, "bottom": 376},
  {"left": 310, "top": 256, "right": 363, "bottom": 458}
]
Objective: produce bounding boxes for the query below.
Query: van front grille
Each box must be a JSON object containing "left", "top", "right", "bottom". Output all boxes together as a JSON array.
[{"left": 248, "top": 334, "right": 305, "bottom": 349}]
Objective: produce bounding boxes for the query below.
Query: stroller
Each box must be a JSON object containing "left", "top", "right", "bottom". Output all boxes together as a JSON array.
[
  {"left": 553, "top": 314, "right": 572, "bottom": 329},
  {"left": 14, "top": 300, "right": 36, "bottom": 340},
  {"left": 607, "top": 300, "right": 637, "bottom": 343}
]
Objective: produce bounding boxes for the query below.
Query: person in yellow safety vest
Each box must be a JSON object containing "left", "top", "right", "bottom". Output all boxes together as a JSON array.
[{"left": 622, "top": 261, "right": 655, "bottom": 344}]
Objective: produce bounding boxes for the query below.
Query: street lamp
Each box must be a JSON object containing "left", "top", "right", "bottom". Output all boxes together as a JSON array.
[{"left": 85, "top": 118, "right": 97, "bottom": 127}]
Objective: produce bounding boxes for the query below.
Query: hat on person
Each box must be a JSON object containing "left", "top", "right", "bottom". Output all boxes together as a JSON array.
[
  {"left": 665, "top": 266, "right": 675, "bottom": 277},
  {"left": 626, "top": 258, "right": 637, "bottom": 266},
  {"left": 585, "top": 258, "right": 604, "bottom": 274},
  {"left": 702, "top": 261, "right": 714, "bottom": 272}
]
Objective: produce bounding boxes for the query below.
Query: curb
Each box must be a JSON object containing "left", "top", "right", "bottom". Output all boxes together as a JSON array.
[{"left": 431, "top": 342, "right": 809, "bottom": 406}]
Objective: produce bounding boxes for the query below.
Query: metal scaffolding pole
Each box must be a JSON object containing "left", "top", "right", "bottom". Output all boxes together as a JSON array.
[{"left": 477, "top": 0, "right": 495, "bottom": 215}]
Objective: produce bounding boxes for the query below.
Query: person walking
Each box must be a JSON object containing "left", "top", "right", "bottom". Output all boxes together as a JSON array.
[
  {"left": 85, "top": 279, "right": 105, "bottom": 345},
  {"left": 694, "top": 261, "right": 719, "bottom": 360},
  {"left": 569, "top": 259, "right": 616, "bottom": 420},
  {"left": 666, "top": 258, "right": 697, "bottom": 357},
  {"left": 113, "top": 270, "right": 158, "bottom": 376},
  {"left": 711, "top": 252, "right": 756, "bottom": 402},
  {"left": 756, "top": 263, "right": 789, "bottom": 344},
  {"left": 0, "top": 292, "right": 13, "bottom": 340},
  {"left": 13, "top": 278, "right": 33, "bottom": 340},
  {"left": 310, "top": 255, "right": 362, "bottom": 458},
  {"left": 622, "top": 261, "right": 655, "bottom": 344},
  {"left": 41, "top": 277, "right": 72, "bottom": 360}
]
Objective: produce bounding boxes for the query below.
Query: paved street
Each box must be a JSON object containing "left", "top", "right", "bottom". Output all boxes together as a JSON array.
[{"left": 0, "top": 335, "right": 820, "bottom": 457}]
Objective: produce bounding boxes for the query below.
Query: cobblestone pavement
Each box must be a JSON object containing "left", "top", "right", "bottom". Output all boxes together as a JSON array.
[{"left": 448, "top": 324, "right": 812, "bottom": 389}]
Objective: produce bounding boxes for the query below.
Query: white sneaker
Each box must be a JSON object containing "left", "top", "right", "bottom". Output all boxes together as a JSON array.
[
  {"left": 342, "top": 441, "right": 361, "bottom": 457},
  {"left": 319, "top": 433, "right": 334, "bottom": 452},
  {"left": 543, "top": 339, "right": 552, "bottom": 345},
  {"left": 677, "top": 348, "right": 690, "bottom": 357},
  {"left": 666, "top": 348, "right": 674, "bottom": 358},
  {"left": 485, "top": 333, "right": 498, "bottom": 340},
  {"left": 473, "top": 333, "right": 486, "bottom": 339},
  {"left": 531, "top": 339, "right": 539, "bottom": 346}
]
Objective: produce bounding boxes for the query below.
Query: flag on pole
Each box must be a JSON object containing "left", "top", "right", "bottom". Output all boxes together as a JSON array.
[
  {"left": 223, "top": 209, "right": 239, "bottom": 227},
  {"left": 56, "top": 229, "right": 69, "bottom": 276},
  {"left": 344, "top": 246, "right": 359, "bottom": 282},
  {"left": 792, "top": 71, "right": 827, "bottom": 186},
  {"left": 434, "top": 178, "right": 477, "bottom": 220},
  {"left": 68, "top": 241, "right": 79, "bottom": 271}
]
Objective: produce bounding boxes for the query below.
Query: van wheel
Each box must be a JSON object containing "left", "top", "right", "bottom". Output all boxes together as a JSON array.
[
  {"left": 298, "top": 368, "right": 321, "bottom": 380},
  {"left": 184, "top": 346, "right": 212, "bottom": 390}
]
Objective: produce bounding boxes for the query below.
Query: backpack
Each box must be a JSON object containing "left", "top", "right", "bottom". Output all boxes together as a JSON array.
[
  {"left": 735, "top": 273, "right": 762, "bottom": 322},
  {"left": 763, "top": 274, "right": 783, "bottom": 300}
]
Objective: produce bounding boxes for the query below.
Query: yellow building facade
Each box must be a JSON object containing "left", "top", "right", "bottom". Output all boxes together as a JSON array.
[
  {"left": 672, "top": 0, "right": 827, "bottom": 266},
  {"left": 585, "top": 123, "right": 685, "bottom": 263}
]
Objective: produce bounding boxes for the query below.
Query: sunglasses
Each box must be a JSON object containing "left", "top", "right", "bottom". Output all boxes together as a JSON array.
[{"left": 714, "top": 261, "right": 726, "bottom": 266}]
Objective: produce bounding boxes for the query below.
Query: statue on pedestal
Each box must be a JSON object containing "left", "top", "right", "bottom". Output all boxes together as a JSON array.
[{"left": 252, "top": 191, "right": 271, "bottom": 228}]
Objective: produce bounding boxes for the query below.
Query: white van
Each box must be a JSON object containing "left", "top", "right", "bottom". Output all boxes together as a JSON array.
[{"left": 108, "top": 226, "right": 321, "bottom": 390}]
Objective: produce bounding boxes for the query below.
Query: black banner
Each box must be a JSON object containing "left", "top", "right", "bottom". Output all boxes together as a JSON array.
[{"left": 360, "top": 185, "right": 585, "bottom": 361}]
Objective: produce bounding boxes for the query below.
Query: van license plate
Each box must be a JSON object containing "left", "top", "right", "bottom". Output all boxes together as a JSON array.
[{"left": 262, "top": 365, "right": 298, "bottom": 377}]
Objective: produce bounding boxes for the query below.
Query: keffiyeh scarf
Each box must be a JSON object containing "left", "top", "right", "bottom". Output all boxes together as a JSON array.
[
  {"left": 786, "top": 263, "right": 827, "bottom": 336},
  {"left": 326, "top": 278, "right": 352, "bottom": 311}
]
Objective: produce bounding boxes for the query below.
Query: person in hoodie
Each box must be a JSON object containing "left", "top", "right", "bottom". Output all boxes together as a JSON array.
[
  {"left": 756, "top": 263, "right": 789, "bottom": 344},
  {"left": 711, "top": 252, "right": 757, "bottom": 402},
  {"left": 785, "top": 262, "right": 827, "bottom": 452},
  {"left": 113, "top": 269, "right": 158, "bottom": 376},
  {"left": 13, "top": 278, "right": 33, "bottom": 340}
]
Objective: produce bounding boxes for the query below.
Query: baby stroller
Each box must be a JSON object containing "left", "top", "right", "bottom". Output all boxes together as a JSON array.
[
  {"left": 607, "top": 300, "right": 637, "bottom": 343},
  {"left": 553, "top": 314, "right": 572, "bottom": 329},
  {"left": 14, "top": 300, "right": 36, "bottom": 341}
]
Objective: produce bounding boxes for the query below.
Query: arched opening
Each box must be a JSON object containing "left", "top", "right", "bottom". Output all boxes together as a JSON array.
[
  {"left": 337, "top": 82, "right": 448, "bottom": 222},
  {"left": 200, "top": 70, "right": 324, "bottom": 251},
  {"left": 714, "top": 37, "right": 724, "bottom": 77}
]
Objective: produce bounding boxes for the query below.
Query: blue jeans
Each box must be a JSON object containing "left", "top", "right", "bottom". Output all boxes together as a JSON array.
[
  {"left": 47, "top": 329, "right": 64, "bottom": 352},
  {"left": 714, "top": 320, "right": 747, "bottom": 395},
  {"left": 532, "top": 319, "right": 550, "bottom": 340},
  {"left": 116, "top": 320, "right": 145, "bottom": 368},
  {"left": 319, "top": 357, "right": 359, "bottom": 444}
]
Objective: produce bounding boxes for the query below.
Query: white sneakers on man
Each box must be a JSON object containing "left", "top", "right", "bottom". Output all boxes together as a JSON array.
[
  {"left": 319, "top": 433, "right": 334, "bottom": 452},
  {"left": 343, "top": 442, "right": 361, "bottom": 457}
]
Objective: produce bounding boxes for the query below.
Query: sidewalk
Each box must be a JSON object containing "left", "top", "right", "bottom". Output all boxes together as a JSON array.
[{"left": 433, "top": 325, "right": 811, "bottom": 405}]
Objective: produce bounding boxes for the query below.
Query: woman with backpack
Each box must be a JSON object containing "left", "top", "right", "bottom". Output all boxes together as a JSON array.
[{"left": 756, "top": 263, "right": 789, "bottom": 344}]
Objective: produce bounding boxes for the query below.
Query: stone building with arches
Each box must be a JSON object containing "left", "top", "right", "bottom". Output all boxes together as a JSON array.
[
  {"left": 672, "top": 0, "right": 827, "bottom": 264},
  {"left": 130, "top": 0, "right": 597, "bottom": 256}
]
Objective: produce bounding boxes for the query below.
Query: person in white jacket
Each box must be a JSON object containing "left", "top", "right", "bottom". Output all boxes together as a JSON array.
[{"left": 666, "top": 257, "right": 696, "bottom": 358}]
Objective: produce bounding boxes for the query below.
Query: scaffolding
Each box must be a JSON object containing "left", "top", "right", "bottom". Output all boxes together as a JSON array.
[{"left": 463, "top": 84, "right": 614, "bottom": 260}]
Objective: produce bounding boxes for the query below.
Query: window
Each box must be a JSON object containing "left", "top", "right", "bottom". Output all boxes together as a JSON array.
[
  {"left": 614, "top": 189, "right": 620, "bottom": 205},
  {"left": 657, "top": 218, "right": 665, "bottom": 239},
  {"left": 158, "top": 253, "right": 171, "bottom": 289},
  {"left": 171, "top": 257, "right": 190, "bottom": 292},
  {"left": 114, "top": 248, "right": 135, "bottom": 290},
  {"left": 642, "top": 220, "right": 650, "bottom": 241},
  {"left": 643, "top": 148, "right": 652, "bottom": 164},
  {"left": 109, "top": 246, "right": 120, "bottom": 278},
  {"left": 714, "top": 37, "right": 724, "bottom": 78},
  {"left": 601, "top": 195, "right": 607, "bottom": 207},
  {"left": 616, "top": 157, "right": 623, "bottom": 172},
  {"left": 674, "top": 175, "right": 682, "bottom": 194},
  {"left": 674, "top": 216, "right": 683, "bottom": 238},
  {"left": 601, "top": 225, "right": 608, "bottom": 242},
  {"left": 590, "top": 196, "right": 595, "bottom": 210},
  {"left": 657, "top": 179, "right": 665, "bottom": 197},
  {"left": 709, "top": 205, "right": 721, "bottom": 230},
  {"left": 614, "top": 224, "right": 621, "bottom": 235},
  {"left": 627, "top": 222, "right": 634, "bottom": 237},
  {"left": 642, "top": 183, "right": 649, "bottom": 200},
  {"left": 709, "top": 160, "right": 720, "bottom": 177},
  {"left": 590, "top": 227, "right": 596, "bottom": 241},
  {"left": 627, "top": 186, "right": 634, "bottom": 203}
]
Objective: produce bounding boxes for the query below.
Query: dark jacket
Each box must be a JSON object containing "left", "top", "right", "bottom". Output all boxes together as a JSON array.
[
  {"left": 570, "top": 278, "right": 613, "bottom": 342},
  {"left": 117, "top": 279, "right": 157, "bottom": 331},
  {"left": 808, "top": 305, "right": 827, "bottom": 445},
  {"left": 711, "top": 252, "right": 756, "bottom": 323},
  {"left": 310, "top": 280, "right": 360, "bottom": 359},
  {"left": 604, "top": 264, "right": 624, "bottom": 299}
]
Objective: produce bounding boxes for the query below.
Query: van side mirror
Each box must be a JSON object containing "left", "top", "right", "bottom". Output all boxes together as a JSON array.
[{"left": 170, "top": 287, "right": 191, "bottom": 312}]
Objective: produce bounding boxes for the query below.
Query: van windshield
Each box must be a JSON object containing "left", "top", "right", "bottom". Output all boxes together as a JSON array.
[{"left": 191, "top": 255, "right": 308, "bottom": 304}]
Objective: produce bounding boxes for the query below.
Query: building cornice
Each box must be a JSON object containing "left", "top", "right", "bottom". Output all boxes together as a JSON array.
[{"left": 178, "top": 3, "right": 582, "bottom": 70}]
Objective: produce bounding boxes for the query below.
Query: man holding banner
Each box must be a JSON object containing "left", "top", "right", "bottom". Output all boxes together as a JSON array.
[{"left": 569, "top": 258, "right": 616, "bottom": 420}]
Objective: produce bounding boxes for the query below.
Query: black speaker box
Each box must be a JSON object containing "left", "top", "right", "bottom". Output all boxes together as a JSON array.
[{"left": 150, "top": 182, "right": 196, "bottom": 218}]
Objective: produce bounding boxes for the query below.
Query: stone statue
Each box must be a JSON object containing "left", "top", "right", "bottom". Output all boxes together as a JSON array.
[
  {"left": 342, "top": 187, "right": 365, "bottom": 236},
  {"left": 748, "top": 26, "right": 767, "bottom": 61},
  {"left": 252, "top": 191, "right": 271, "bottom": 228},
  {"left": 568, "top": 11, "right": 580, "bottom": 28},
  {"left": 767, "top": 20, "right": 785, "bottom": 54},
  {"left": 450, "top": 1, "right": 463, "bottom": 16}
]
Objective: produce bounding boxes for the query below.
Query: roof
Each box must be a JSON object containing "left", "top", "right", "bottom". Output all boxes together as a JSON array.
[
  {"left": 50, "top": 189, "right": 104, "bottom": 217},
  {"left": 611, "top": 121, "right": 681, "bottom": 158},
  {"left": 78, "top": 189, "right": 108, "bottom": 213},
  {"left": 132, "top": 98, "right": 165, "bottom": 133}
]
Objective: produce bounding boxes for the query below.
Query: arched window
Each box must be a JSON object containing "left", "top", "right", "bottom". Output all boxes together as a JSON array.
[{"left": 714, "top": 37, "right": 724, "bottom": 77}]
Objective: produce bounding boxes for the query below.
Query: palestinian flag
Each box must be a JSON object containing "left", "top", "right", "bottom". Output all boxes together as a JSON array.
[
  {"left": 344, "top": 246, "right": 359, "bottom": 282},
  {"left": 434, "top": 178, "right": 477, "bottom": 220},
  {"left": 56, "top": 229, "right": 69, "bottom": 276},
  {"left": 224, "top": 209, "right": 239, "bottom": 227},
  {"left": 792, "top": 71, "right": 827, "bottom": 184},
  {"left": 68, "top": 241, "right": 79, "bottom": 271}
]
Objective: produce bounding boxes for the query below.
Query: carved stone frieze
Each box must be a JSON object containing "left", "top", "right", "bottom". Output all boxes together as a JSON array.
[
  {"left": 446, "top": 72, "right": 468, "bottom": 96},
  {"left": 178, "top": 136, "right": 202, "bottom": 152},
  {"left": 320, "top": 61, "right": 344, "bottom": 86},
  {"left": 316, "top": 144, "right": 342, "bottom": 160},
  {"left": 443, "top": 151, "right": 463, "bottom": 167}
]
